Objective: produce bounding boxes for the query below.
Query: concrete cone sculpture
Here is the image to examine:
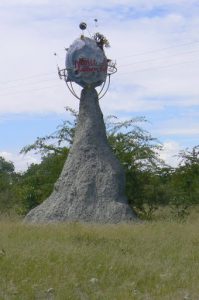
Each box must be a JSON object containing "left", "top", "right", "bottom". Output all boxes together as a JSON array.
[{"left": 24, "top": 87, "right": 137, "bottom": 223}]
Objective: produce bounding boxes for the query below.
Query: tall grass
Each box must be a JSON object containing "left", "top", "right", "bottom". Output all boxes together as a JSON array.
[{"left": 0, "top": 216, "right": 199, "bottom": 299}]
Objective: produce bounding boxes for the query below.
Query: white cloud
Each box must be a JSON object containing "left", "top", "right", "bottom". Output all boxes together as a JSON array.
[
  {"left": 0, "top": 0, "right": 49, "bottom": 5},
  {"left": 0, "top": 1, "right": 199, "bottom": 114},
  {"left": 159, "top": 140, "right": 181, "bottom": 167},
  {"left": 0, "top": 0, "right": 198, "bottom": 165},
  {"left": 153, "top": 114, "right": 199, "bottom": 137},
  {"left": 159, "top": 127, "right": 199, "bottom": 136},
  {"left": 0, "top": 151, "right": 41, "bottom": 172}
]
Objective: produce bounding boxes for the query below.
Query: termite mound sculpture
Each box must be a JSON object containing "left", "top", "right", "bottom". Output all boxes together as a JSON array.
[{"left": 25, "top": 23, "right": 137, "bottom": 223}]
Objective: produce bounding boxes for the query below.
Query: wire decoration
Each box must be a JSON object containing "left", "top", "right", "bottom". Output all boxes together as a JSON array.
[{"left": 58, "top": 60, "right": 117, "bottom": 100}]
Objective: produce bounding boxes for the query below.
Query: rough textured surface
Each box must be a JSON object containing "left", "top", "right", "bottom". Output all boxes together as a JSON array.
[
  {"left": 24, "top": 88, "right": 137, "bottom": 223},
  {"left": 66, "top": 37, "right": 107, "bottom": 88}
]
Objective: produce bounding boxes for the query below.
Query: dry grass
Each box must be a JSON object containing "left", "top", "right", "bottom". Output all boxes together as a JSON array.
[{"left": 0, "top": 215, "right": 199, "bottom": 299}]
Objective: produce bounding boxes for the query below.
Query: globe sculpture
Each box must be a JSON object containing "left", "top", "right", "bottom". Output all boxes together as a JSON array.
[
  {"left": 66, "top": 37, "right": 107, "bottom": 87},
  {"left": 58, "top": 29, "right": 117, "bottom": 99},
  {"left": 24, "top": 24, "right": 137, "bottom": 223}
]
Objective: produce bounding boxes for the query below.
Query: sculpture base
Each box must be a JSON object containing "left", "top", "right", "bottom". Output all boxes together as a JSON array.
[{"left": 24, "top": 88, "right": 137, "bottom": 223}]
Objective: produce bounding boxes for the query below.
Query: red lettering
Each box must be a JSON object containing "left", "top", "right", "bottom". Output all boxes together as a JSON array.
[{"left": 74, "top": 59, "right": 107, "bottom": 73}]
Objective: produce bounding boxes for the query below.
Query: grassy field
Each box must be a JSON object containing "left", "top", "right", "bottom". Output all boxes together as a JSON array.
[{"left": 0, "top": 214, "right": 199, "bottom": 300}]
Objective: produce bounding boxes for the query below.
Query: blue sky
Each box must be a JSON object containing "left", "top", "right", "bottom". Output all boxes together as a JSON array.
[{"left": 0, "top": 0, "right": 199, "bottom": 170}]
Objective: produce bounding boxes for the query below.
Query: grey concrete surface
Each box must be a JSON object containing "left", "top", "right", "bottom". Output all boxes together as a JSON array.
[{"left": 24, "top": 88, "right": 137, "bottom": 223}]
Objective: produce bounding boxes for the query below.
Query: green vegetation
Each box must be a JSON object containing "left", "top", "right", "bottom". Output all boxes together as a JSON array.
[
  {"left": 0, "top": 109, "right": 198, "bottom": 299},
  {"left": 0, "top": 157, "right": 18, "bottom": 213},
  {"left": 1, "top": 216, "right": 199, "bottom": 299},
  {"left": 0, "top": 108, "right": 198, "bottom": 219}
]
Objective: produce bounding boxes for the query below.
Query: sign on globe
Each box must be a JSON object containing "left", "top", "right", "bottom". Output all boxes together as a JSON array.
[{"left": 65, "top": 37, "right": 108, "bottom": 88}]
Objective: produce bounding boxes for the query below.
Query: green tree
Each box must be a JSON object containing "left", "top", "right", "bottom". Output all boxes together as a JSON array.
[
  {"left": 0, "top": 156, "right": 17, "bottom": 212},
  {"left": 15, "top": 149, "right": 69, "bottom": 214},
  {"left": 0, "top": 156, "right": 14, "bottom": 188},
  {"left": 21, "top": 106, "right": 77, "bottom": 156},
  {"left": 17, "top": 107, "right": 75, "bottom": 214},
  {"left": 168, "top": 145, "right": 199, "bottom": 219},
  {"left": 106, "top": 116, "right": 167, "bottom": 218}
]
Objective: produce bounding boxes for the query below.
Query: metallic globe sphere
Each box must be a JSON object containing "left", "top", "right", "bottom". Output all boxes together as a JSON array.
[
  {"left": 65, "top": 37, "right": 108, "bottom": 88},
  {"left": 79, "top": 22, "right": 87, "bottom": 30}
]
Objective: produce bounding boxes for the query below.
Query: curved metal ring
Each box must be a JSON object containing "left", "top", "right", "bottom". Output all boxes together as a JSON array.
[{"left": 58, "top": 67, "right": 114, "bottom": 100}]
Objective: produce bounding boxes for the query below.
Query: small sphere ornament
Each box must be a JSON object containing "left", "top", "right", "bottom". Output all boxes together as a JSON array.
[{"left": 79, "top": 22, "right": 87, "bottom": 30}]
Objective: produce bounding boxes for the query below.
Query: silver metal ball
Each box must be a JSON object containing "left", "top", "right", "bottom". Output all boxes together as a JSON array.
[{"left": 79, "top": 22, "right": 87, "bottom": 30}]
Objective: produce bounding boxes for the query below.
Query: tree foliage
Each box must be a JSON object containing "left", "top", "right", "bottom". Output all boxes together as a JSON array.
[
  {"left": 0, "top": 156, "right": 18, "bottom": 212},
  {"left": 168, "top": 146, "right": 199, "bottom": 219},
  {"left": 20, "top": 107, "right": 77, "bottom": 156},
  {"left": 0, "top": 108, "right": 198, "bottom": 220}
]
